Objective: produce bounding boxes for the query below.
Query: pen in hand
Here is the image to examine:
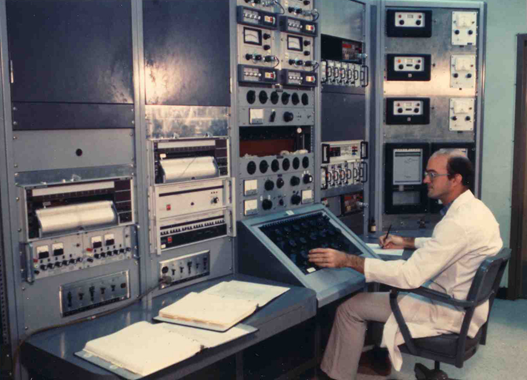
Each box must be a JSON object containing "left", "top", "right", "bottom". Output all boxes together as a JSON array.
[{"left": 382, "top": 224, "right": 392, "bottom": 249}]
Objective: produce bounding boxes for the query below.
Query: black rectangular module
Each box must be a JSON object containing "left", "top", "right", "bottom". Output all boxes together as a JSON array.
[
  {"left": 385, "top": 143, "right": 430, "bottom": 214},
  {"left": 279, "top": 16, "right": 317, "bottom": 37},
  {"left": 237, "top": 6, "right": 278, "bottom": 29},
  {"left": 386, "top": 54, "right": 431, "bottom": 81},
  {"left": 386, "top": 9, "right": 433, "bottom": 38},
  {"left": 238, "top": 65, "right": 279, "bottom": 84},
  {"left": 281, "top": 70, "right": 318, "bottom": 87},
  {"left": 386, "top": 98, "right": 431, "bottom": 125}
]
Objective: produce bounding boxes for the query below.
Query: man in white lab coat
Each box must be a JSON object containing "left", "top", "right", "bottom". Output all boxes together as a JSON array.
[{"left": 308, "top": 149, "right": 503, "bottom": 380}]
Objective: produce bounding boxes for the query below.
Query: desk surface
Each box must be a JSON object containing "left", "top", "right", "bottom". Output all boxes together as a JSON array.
[{"left": 22, "top": 274, "right": 317, "bottom": 380}]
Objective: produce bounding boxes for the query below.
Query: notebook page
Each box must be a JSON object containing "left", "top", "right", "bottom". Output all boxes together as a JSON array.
[
  {"left": 366, "top": 243, "right": 404, "bottom": 256},
  {"left": 84, "top": 321, "right": 201, "bottom": 376},
  {"left": 202, "top": 280, "right": 290, "bottom": 307},
  {"left": 159, "top": 292, "right": 258, "bottom": 328}
]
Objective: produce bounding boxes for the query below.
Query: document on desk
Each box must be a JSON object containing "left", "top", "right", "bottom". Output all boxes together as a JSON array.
[
  {"left": 156, "top": 281, "right": 290, "bottom": 331},
  {"left": 76, "top": 321, "right": 257, "bottom": 379},
  {"left": 367, "top": 243, "right": 404, "bottom": 257},
  {"left": 202, "top": 280, "right": 290, "bottom": 307}
]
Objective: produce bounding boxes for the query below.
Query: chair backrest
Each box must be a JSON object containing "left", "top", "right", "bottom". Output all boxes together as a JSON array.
[
  {"left": 455, "top": 247, "right": 511, "bottom": 367},
  {"left": 465, "top": 248, "right": 511, "bottom": 306}
]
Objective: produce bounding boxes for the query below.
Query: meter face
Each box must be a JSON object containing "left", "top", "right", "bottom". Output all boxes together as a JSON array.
[{"left": 244, "top": 28, "right": 262, "bottom": 45}]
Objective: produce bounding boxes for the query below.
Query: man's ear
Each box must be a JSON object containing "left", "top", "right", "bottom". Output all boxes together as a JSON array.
[{"left": 453, "top": 173, "right": 463, "bottom": 186}]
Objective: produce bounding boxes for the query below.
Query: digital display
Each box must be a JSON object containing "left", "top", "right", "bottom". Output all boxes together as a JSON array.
[
  {"left": 393, "top": 149, "right": 423, "bottom": 185},
  {"left": 287, "top": 35, "right": 303, "bottom": 51},
  {"left": 244, "top": 27, "right": 262, "bottom": 46}
]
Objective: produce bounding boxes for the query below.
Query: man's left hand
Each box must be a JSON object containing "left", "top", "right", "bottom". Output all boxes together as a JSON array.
[{"left": 308, "top": 248, "right": 349, "bottom": 268}]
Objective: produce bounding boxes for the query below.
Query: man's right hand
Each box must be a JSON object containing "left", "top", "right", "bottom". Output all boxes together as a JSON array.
[{"left": 379, "top": 234, "right": 415, "bottom": 249}]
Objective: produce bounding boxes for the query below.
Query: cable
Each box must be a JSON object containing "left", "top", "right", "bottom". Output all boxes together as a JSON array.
[
  {"left": 12, "top": 276, "right": 173, "bottom": 372},
  {"left": 311, "top": 9, "right": 320, "bottom": 21},
  {"left": 274, "top": 0, "right": 285, "bottom": 14},
  {"left": 273, "top": 56, "right": 281, "bottom": 69},
  {"left": 312, "top": 62, "right": 320, "bottom": 72}
]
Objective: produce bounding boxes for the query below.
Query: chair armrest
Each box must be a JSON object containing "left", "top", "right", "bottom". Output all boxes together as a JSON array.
[{"left": 403, "top": 287, "right": 476, "bottom": 309}]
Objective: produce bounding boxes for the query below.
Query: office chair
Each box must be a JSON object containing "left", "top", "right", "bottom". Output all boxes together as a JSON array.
[{"left": 389, "top": 248, "right": 511, "bottom": 380}]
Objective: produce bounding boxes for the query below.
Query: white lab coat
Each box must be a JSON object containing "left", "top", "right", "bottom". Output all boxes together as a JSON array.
[{"left": 364, "top": 190, "right": 503, "bottom": 371}]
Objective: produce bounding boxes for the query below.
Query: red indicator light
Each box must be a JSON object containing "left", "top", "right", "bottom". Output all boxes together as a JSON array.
[{"left": 166, "top": 204, "right": 171, "bottom": 211}]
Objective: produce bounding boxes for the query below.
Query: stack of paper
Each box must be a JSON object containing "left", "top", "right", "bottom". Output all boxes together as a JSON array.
[
  {"left": 158, "top": 280, "right": 290, "bottom": 331},
  {"left": 79, "top": 321, "right": 256, "bottom": 377},
  {"left": 367, "top": 243, "right": 405, "bottom": 257}
]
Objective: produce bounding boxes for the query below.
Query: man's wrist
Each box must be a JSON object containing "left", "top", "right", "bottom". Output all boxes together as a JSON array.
[
  {"left": 344, "top": 253, "right": 365, "bottom": 274},
  {"left": 401, "top": 237, "right": 415, "bottom": 249}
]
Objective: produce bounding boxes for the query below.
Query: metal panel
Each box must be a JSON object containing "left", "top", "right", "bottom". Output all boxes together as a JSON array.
[
  {"left": 146, "top": 105, "right": 229, "bottom": 138},
  {"left": 153, "top": 237, "right": 234, "bottom": 296},
  {"left": 22, "top": 261, "right": 140, "bottom": 334},
  {"left": 321, "top": 93, "right": 366, "bottom": 142},
  {"left": 383, "top": 7, "right": 479, "bottom": 143},
  {"left": 14, "top": 165, "right": 135, "bottom": 187},
  {"left": 12, "top": 130, "right": 135, "bottom": 172},
  {"left": 12, "top": 103, "right": 134, "bottom": 130},
  {"left": 374, "top": 1, "right": 485, "bottom": 232},
  {"left": 383, "top": 97, "right": 475, "bottom": 142},
  {"left": 143, "top": 0, "right": 231, "bottom": 106},
  {"left": 7, "top": 0, "right": 134, "bottom": 104},
  {"left": 319, "top": 0, "right": 364, "bottom": 42}
]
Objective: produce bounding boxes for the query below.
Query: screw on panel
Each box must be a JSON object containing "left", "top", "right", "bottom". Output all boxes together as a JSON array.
[
  {"left": 18, "top": 228, "right": 21, "bottom": 232},
  {"left": 12, "top": 107, "right": 17, "bottom": 111},
  {"left": 13, "top": 136, "right": 17, "bottom": 140},
  {"left": 16, "top": 197, "right": 19, "bottom": 201},
  {"left": 14, "top": 164, "right": 18, "bottom": 168},
  {"left": 25, "top": 327, "right": 28, "bottom": 330},
  {"left": 13, "top": 121, "right": 17, "bottom": 126}
]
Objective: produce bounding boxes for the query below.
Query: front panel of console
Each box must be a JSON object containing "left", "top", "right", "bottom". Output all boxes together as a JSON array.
[{"left": 240, "top": 154, "right": 315, "bottom": 217}]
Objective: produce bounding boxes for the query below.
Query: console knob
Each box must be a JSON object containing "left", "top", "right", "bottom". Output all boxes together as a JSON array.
[
  {"left": 303, "top": 174, "right": 313, "bottom": 184},
  {"left": 276, "top": 178, "right": 285, "bottom": 188},
  {"left": 262, "top": 199, "right": 273, "bottom": 210},
  {"left": 291, "top": 194, "right": 302, "bottom": 205},
  {"left": 265, "top": 180, "right": 275, "bottom": 191},
  {"left": 290, "top": 176, "right": 300, "bottom": 186},
  {"left": 283, "top": 112, "right": 294, "bottom": 122}
]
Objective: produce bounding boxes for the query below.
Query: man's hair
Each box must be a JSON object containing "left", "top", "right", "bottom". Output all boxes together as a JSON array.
[{"left": 430, "top": 149, "right": 474, "bottom": 189}]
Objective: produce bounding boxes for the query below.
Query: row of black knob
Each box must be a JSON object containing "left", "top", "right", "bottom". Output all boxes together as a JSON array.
[
  {"left": 453, "top": 73, "right": 473, "bottom": 78},
  {"left": 264, "top": 174, "right": 313, "bottom": 191},
  {"left": 247, "top": 157, "right": 310, "bottom": 175},
  {"left": 247, "top": 90, "right": 309, "bottom": 106},
  {"left": 262, "top": 194, "right": 302, "bottom": 210}
]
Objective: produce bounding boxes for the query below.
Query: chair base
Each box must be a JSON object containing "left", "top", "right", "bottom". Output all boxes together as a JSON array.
[{"left": 415, "top": 363, "right": 458, "bottom": 380}]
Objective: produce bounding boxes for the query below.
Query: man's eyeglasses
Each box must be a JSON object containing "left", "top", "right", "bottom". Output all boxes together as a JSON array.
[{"left": 424, "top": 171, "right": 449, "bottom": 180}]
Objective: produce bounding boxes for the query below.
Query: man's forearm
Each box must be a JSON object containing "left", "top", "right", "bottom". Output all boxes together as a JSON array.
[
  {"left": 403, "top": 237, "right": 416, "bottom": 249},
  {"left": 344, "top": 254, "right": 365, "bottom": 274}
]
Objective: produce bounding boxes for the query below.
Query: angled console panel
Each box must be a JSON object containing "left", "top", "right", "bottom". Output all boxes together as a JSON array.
[{"left": 238, "top": 204, "right": 378, "bottom": 307}]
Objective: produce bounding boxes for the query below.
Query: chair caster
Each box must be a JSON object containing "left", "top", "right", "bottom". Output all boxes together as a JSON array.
[{"left": 414, "top": 363, "right": 450, "bottom": 380}]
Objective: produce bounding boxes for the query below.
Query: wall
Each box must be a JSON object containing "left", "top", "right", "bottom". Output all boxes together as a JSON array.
[{"left": 479, "top": 0, "right": 526, "bottom": 249}]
